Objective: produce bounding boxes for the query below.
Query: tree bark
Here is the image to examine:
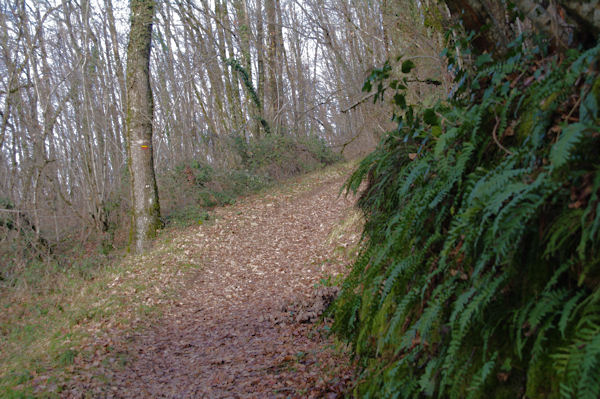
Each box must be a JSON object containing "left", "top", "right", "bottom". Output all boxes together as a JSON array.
[
  {"left": 216, "top": 0, "right": 244, "bottom": 134},
  {"left": 445, "top": 0, "right": 512, "bottom": 54},
  {"left": 256, "top": 0, "right": 266, "bottom": 133},
  {"left": 126, "top": 0, "right": 161, "bottom": 253},
  {"left": 233, "top": 0, "right": 261, "bottom": 136},
  {"left": 557, "top": 0, "right": 600, "bottom": 45},
  {"left": 265, "top": 0, "right": 279, "bottom": 131},
  {"left": 445, "top": 0, "right": 600, "bottom": 54}
]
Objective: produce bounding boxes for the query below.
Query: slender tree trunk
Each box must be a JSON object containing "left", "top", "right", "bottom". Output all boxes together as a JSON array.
[
  {"left": 105, "top": 0, "right": 126, "bottom": 115},
  {"left": 221, "top": 0, "right": 245, "bottom": 135},
  {"left": 126, "top": 0, "right": 161, "bottom": 253},
  {"left": 265, "top": 0, "right": 279, "bottom": 131},
  {"left": 233, "top": 0, "right": 260, "bottom": 136},
  {"left": 256, "top": 0, "right": 266, "bottom": 133},
  {"left": 275, "top": 0, "right": 288, "bottom": 130}
]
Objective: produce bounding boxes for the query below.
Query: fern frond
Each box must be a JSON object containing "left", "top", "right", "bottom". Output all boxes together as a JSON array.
[{"left": 551, "top": 123, "right": 592, "bottom": 168}]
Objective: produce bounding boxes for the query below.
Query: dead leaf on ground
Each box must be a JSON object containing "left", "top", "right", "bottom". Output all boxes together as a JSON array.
[{"left": 62, "top": 166, "right": 360, "bottom": 398}]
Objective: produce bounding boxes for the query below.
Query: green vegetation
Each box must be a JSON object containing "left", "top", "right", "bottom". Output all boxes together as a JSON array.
[
  {"left": 161, "top": 134, "right": 342, "bottom": 227},
  {"left": 0, "top": 229, "right": 203, "bottom": 397},
  {"left": 0, "top": 132, "right": 341, "bottom": 279},
  {"left": 333, "top": 35, "right": 600, "bottom": 398}
]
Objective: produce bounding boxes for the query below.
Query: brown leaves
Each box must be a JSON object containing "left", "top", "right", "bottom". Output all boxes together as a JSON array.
[
  {"left": 569, "top": 172, "right": 595, "bottom": 209},
  {"left": 280, "top": 286, "right": 340, "bottom": 324},
  {"left": 62, "top": 164, "right": 360, "bottom": 398}
]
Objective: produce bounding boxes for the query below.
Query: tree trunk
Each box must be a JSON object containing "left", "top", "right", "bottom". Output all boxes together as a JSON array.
[
  {"left": 256, "top": 0, "right": 266, "bottom": 133},
  {"left": 445, "top": 0, "right": 600, "bottom": 54},
  {"left": 445, "top": 0, "right": 512, "bottom": 54},
  {"left": 126, "top": 0, "right": 161, "bottom": 253},
  {"left": 233, "top": 0, "right": 261, "bottom": 136},
  {"left": 559, "top": 1, "right": 600, "bottom": 35},
  {"left": 265, "top": 0, "right": 278, "bottom": 131}
]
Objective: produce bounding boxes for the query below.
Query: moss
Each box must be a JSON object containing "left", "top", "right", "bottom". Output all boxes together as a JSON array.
[
  {"left": 371, "top": 293, "right": 396, "bottom": 353},
  {"left": 423, "top": 3, "right": 444, "bottom": 31},
  {"left": 589, "top": 75, "right": 600, "bottom": 123},
  {"left": 540, "top": 91, "right": 561, "bottom": 111},
  {"left": 515, "top": 96, "right": 541, "bottom": 143},
  {"left": 526, "top": 354, "right": 561, "bottom": 399},
  {"left": 147, "top": 178, "right": 163, "bottom": 241}
]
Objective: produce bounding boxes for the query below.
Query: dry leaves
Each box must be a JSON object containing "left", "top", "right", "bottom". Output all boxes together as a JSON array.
[{"left": 62, "top": 165, "right": 360, "bottom": 398}]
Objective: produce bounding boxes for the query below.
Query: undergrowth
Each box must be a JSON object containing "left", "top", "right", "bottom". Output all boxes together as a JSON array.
[
  {"left": 0, "top": 230, "right": 202, "bottom": 397},
  {"left": 334, "top": 35, "right": 600, "bottom": 398},
  {"left": 0, "top": 133, "right": 340, "bottom": 282},
  {"left": 160, "top": 134, "right": 341, "bottom": 227}
]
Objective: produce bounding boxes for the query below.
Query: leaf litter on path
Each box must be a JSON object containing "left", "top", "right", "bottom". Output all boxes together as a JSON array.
[{"left": 63, "top": 165, "right": 361, "bottom": 398}]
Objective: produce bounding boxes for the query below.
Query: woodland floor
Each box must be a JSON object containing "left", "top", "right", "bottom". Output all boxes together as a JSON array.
[{"left": 62, "top": 164, "right": 361, "bottom": 398}]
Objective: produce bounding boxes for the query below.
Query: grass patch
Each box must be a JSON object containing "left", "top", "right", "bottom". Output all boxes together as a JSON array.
[{"left": 0, "top": 228, "right": 204, "bottom": 396}]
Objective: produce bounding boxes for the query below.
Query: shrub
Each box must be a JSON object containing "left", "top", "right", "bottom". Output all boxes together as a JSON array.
[
  {"left": 235, "top": 134, "right": 342, "bottom": 178},
  {"left": 160, "top": 133, "right": 342, "bottom": 227}
]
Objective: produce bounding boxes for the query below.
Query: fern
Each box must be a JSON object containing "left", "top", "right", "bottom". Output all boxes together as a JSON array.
[
  {"left": 466, "top": 353, "right": 497, "bottom": 399},
  {"left": 578, "top": 171, "right": 600, "bottom": 258},
  {"left": 333, "top": 36, "right": 600, "bottom": 398},
  {"left": 551, "top": 123, "right": 592, "bottom": 168}
]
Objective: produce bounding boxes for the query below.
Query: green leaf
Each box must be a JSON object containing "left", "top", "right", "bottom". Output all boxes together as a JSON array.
[
  {"left": 402, "top": 60, "right": 416, "bottom": 74},
  {"left": 550, "top": 123, "right": 588, "bottom": 168},
  {"left": 580, "top": 83, "right": 600, "bottom": 123},
  {"left": 423, "top": 108, "right": 439, "bottom": 125},
  {"left": 394, "top": 93, "right": 407, "bottom": 109},
  {"left": 475, "top": 53, "right": 493, "bottom": 67}
]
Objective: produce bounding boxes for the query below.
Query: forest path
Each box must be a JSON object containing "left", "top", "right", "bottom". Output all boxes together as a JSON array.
[{"left": 67, "top": 164, "right": 360, "bottom": 398}]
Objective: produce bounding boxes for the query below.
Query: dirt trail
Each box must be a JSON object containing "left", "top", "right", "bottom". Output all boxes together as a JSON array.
[{"left": 67, "top": 166, "right": 359, "bottom": 398}]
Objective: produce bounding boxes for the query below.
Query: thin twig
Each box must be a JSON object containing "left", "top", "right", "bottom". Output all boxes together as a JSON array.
[
  {"left": 565, "top": 89, "right": 586, "bottom": 122},
  {"left": 331, "top": 130, "right": 362, "bottom": 152},
  {"left": 340, "top": 91, "right": 378, "bottom": 113},
  {"left": 492, "top": 116, "right": 513, "bottom": 156}
]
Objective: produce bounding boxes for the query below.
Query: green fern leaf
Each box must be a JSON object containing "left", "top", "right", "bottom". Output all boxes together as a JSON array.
[{"left": 550, "top": 123, "right": 590, "bottom": 168}]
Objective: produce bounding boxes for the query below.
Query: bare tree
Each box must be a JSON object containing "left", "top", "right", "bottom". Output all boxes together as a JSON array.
[
  {"left": 1, "top": 0, "right": 452, "bottom": 266},
  {"left": 126, "top": 0, "right": 161, "bottom": 252}
]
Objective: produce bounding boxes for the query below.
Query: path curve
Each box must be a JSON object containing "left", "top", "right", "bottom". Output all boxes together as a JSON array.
[{"left": 68, "top": 167, "right": 359, "bottom": 398}]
